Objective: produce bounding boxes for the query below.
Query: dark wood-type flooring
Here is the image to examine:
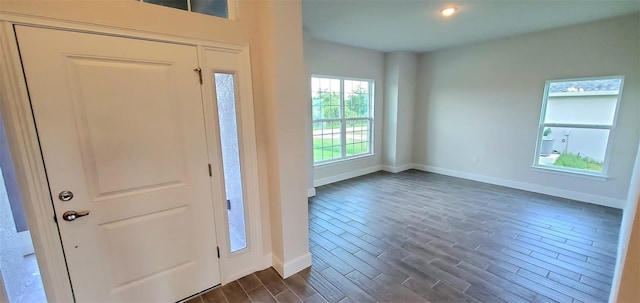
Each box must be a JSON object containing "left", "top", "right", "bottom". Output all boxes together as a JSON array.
[{"left": 186, "top": 170, "right": 622, "bottom": 303}]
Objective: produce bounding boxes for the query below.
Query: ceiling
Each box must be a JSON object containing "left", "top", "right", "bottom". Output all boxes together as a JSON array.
[{"left": 302, "top": 0, "right": 640, "bottom": 53}]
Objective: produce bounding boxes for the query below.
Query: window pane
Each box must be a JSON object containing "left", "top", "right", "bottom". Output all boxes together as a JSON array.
[
  {"left": 313, "top": 121, "right": 342, "bottom": 162},
  {"left": 544, "top": 78, "right": 621, "bottom": 125},
  {"left": 344, "top": 80, "right": 370, "bottom": 118},
  {"left": 214, "top": 73, "right": 247, "bottom": 253},
  {"left": 312, "top": 77, "right": 330, "bottom": 94},
  {"left": 346, "top": 119, "right": 370, "bottom": 157},
  {"left": 146, "top": 0, "right": 188, "bottom": 10},
  {"left": 344, "top": 80, "right": 369, "bottom": 94},
  {"left": 311, "top": 93, "right": 340, "bottom": 120},
  {"left": 312, "top": 77, "right": 341, "bottom": 120},
  {"left": 537, "top": 127, "right": 610, "bottom": 172},
  {"left": 191, "top": 0, "right": 228, "bottom": 18},
  {"left": 312, "top": 77, "right": 340, "bottom": 94}
]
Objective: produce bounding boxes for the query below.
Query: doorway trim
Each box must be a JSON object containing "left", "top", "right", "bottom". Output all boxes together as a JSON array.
[
  {"left": 0, "top": 20, "right": 74, "bottom": 303},
  {"left": 0, "top": 13, "right": 265, "bottom": 302}
]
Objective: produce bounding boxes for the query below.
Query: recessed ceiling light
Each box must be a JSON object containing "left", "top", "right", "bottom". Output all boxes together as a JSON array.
[{"left": 441, "top": 7, "right": 457, "bottom": 17}]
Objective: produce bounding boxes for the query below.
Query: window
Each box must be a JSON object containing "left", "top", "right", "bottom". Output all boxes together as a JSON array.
[
  {"left": 311, "top": 76, "right": 374, "bottom": 165},
  {"left": 534, "top": 76, "right": 624, "bottom": 176},
  {"left": 213, "top": 73, "right": 247, "bottom": 253},
  {"left": 141, "top": 0, "right": 229, "bottom": 18}
]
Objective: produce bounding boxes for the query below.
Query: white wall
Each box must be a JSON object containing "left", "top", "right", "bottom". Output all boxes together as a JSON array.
[
  {"left": 396, "top": 53, "right": 418, "bottom": 168},
  {"left": 413, "top": 14, "right": 639, "bottom": 208},
  {"left": 260, "top": 1, "right": 311, "bottom": 277},
  {"left": 304, "top": 37, "right": 385, "bottom": 186},
  {"left": 384, "top": 53, "right": 400, "bottom": 167},
  {"left": 383, "top": 51, "right": 418, "bottom": 170},
  {"left": 610, "top": 139, "right": 640, "bottom": 302}
]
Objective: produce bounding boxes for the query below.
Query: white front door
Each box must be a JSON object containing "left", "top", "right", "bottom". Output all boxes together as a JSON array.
[{"left": 15, "top": 25, "right": 220, "bottom": 302}]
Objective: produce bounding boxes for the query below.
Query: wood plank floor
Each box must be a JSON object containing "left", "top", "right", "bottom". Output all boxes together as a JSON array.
[{"left": 186, "top": 170, "right": 622, "bottom": 303}]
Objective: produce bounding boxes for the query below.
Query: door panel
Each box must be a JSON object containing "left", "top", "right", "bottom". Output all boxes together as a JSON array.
[
  {"left": 16, "top": 26, "right": 220, "bottom": 302},
  {"left": 67, "top": 57, "right": 187, "bottom": 197},
  {"left": 67, "top": 57, "right": 188, "bottom": 200}
]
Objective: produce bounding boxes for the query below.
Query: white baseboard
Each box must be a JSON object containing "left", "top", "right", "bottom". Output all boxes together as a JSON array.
[
  {"left": 312, "top": 161, "right": 623, "bottom": 208},
  {"left": 283, "top": 252, "right": 312, "bottom": 278},
  {"left": 272, "top": 254, "right": 284, "bottom": 277},
  {"left": 382, "top": 163, "right": 414, "bottom": 173},
  {"left": 307, "top": 187, "right": 316, "bottom": 198},
  {"left": 271, "top": 252, "right": 312, "bottom": 279},
  {"left": 413, "top": 164, "right": 625, "bottom": 209},
  {"left": 313, "top": 165, "right": 382, "bottom": 187}
]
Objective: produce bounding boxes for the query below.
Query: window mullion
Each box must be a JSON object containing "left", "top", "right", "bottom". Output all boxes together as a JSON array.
[
  {"left": 368, "top": 117, "right": 373, "bottom": 153},
  {"left": 543, "top": 123, "right": 612, "bottom": 130},
  {"left": 315, "top": 118, "right": 341, "bottom": 123},
  {"left": 368, "top": 82, "right": 373, "bottom": 153},
  {"left": 340, "top": 79, "right": 346, "bottom": 158}
]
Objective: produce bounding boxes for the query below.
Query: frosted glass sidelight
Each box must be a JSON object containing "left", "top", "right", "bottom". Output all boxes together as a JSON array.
[{"left": 214, "top": 73, "right": 247, "bottom": 253}]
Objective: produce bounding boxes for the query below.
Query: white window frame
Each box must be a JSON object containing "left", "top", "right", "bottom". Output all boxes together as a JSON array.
[
  {"left": 311, "top": 75, "right": 374, "bottom": 166},
  {"left": 532, "top": 75, "right": 625, "bottom": 178}
]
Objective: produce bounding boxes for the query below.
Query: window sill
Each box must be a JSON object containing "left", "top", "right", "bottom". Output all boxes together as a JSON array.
[
  {"left": 313, "top": 154, "right": 374, "bottom": 168},
  {"left": 531, "top": 165, "right": 609, "bottom": 181}
]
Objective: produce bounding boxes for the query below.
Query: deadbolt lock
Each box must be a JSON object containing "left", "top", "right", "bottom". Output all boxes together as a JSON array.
[{"left": 58, "top": 190, "right": 74, "bottom": 201}]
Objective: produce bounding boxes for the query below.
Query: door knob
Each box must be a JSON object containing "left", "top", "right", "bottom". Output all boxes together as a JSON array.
[{"left": 62, "top": 210, "right": 90, "bottom": 221}]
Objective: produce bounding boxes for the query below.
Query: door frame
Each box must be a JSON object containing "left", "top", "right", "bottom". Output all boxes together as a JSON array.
[
  {"left": 0, "top": 14, "right": 264, "bottom": 302},
  {"left": 199, "top": 46, "right": 264, "bottom": 283}
]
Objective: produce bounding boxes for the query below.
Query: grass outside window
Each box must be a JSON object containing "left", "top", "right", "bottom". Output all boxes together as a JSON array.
[{"left": 552, "top": 153, "right": 603, "bottom": 172}]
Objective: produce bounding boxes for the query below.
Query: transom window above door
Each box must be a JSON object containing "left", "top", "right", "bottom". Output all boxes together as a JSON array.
[
  {"left": 139, "top": 0, "right": 229, "bottom": 18},
  {"left": 311, "top": 76, "right": 374, "bottom": 165}
]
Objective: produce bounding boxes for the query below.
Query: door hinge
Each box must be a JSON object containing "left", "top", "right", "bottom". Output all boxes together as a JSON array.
[
  {"left": 208, "top": 163, "right": 212, "bottom": 176},
  {"left": 194, "top": 67, "right": 203, "bottom": 85},
  {"left": 217, "top": 246, "right": 220, "bottom": 258},
  {"left": 227, "top": 199, "right": 231, "bottom": 210},
  {"left": 53, "top": 215, "right": 57, "bottom": 223}
]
